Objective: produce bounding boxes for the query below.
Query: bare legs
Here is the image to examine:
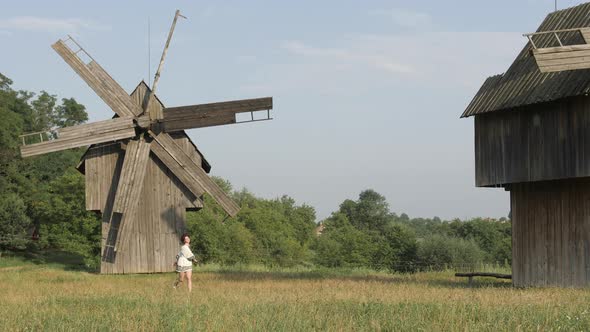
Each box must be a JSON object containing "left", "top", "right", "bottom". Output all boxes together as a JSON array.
[
  {"left": 174, "top": 271, "right": 192, "bottom": 292},
  {"left": 186, "top": 270, "right": 192, "bottom": 292},
  {"left": 174, "top": 272, "right": 183, "bottom": 288}
]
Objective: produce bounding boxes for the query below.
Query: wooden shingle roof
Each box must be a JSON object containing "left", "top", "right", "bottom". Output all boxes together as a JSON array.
[{"left": 462, "top": 2, "right": 590, "bottom": 118}]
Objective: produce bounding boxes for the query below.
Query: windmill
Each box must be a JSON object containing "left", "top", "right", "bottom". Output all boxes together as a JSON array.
[{"left": 19, "top": 10, "right": 273, "bottom": 274}]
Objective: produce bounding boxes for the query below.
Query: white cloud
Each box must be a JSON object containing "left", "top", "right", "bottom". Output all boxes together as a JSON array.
[
  {"left": 369, "top": 8, "right": 432, "bottom": 28},
  {"left": 356, "top": 31, "right": 523, "bottom": 87},
  {"left": 242, "top": 31, "right": 524, "bottom": 96},
  {"left": 281, "top": 40, "right": 415, "bottom": 75},
  {"left": 0, "top": 16, "right": 110, "bottom": 33}
]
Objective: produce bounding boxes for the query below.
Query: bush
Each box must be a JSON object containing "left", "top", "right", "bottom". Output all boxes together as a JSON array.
[
  {"left": 0, "top": 193, "right": 31, "bottom": 250},
  {"left": 312, "top": 213, "right": 376, "bottom": 268},
  {"left": 417, "top": 234, "right": 484, "bottom": 271}
]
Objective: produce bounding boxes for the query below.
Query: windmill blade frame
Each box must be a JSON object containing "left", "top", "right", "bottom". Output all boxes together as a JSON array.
[
  {"left": 149, "top": 131, "right": 240, "bottom": 217},
  {"left": 163, "top": 97, "right": 273, "bottom": 131},
  {"left": 20, "top": 116, "right": 136, "bottom": 157},
  {"left": 52, "top": 38, "right": 143, "bottom": 117}
]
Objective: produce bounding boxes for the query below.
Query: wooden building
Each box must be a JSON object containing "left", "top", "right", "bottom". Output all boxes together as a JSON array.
[
  {"left": 20, "top": 34, "right": 273, "bottom": 274},
  {"left": 77, "top": 82, "right": 207, "bottom": 274},
  {"left": 462, "top": 3, "right": 590, "bottom": 287}
]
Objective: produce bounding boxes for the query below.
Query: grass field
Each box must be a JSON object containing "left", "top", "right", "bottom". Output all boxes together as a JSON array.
[{"left": 0, "top": 256, "right": 589, "bottom": 331}]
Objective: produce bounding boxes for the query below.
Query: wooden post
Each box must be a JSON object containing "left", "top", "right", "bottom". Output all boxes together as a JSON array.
[{"left": 145, "top": 9, "right": 187, "bottom": 123}]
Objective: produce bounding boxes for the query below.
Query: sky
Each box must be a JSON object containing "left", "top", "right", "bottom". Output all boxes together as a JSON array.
[{"left": 0, "top": 0, "right": 582, "bottom": 221}]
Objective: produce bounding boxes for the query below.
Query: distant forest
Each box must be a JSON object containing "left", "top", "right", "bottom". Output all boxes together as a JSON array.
[{"left": 0, "top": 73, "right": 511, "bottom": 271}]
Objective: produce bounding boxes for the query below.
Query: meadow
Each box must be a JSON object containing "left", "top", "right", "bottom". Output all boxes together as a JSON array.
[{"left": 0, "top": 256, "right": 589, "bottom": 331}]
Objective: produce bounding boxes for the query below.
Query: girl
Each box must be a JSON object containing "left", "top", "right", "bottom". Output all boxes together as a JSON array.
[{"left": 174, "top": 233, "right": 197, "bottom": 292}]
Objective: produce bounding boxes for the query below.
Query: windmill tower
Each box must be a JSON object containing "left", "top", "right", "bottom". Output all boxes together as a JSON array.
[
  {"left": 19, "top": 11, "right": 273, "bottom": 274},
  {"left": 462, "top": 3, "right": 590, "bottom": 287}
]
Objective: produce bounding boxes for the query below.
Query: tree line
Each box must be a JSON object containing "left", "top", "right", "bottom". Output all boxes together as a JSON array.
[{"left": 0, "top": 73, "right": 511, "bottom": 271}]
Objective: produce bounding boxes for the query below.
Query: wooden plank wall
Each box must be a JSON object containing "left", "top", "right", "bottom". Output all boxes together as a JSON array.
[
  {"left": 85, "top": 139, "right": 202, "bottom": 273},
  {"left": 533, "top": 44, "right": 590, "bottom": 73},
  {"left": 475, "top": 95, "right": 590, "bottom": 187},
  {"left": 80, "top": 80, "right": 209, "bottom": 274},
  {"left": 510, "top": 178, "right": 590, "bottom": 287},
  {"left": 85, "top": 144, "right": 123, "bottom": 211},
  {"left": 86, "top": 142, "right": 199, "bottom": 274}
]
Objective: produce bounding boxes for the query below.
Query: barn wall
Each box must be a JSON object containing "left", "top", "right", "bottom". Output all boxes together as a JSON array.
[
  {"left": 101, "top": 151, "right": 195, "bottom": 274},
  {"left": 510, "top": 178, "right": 590, "bottom": 287},
  {"left": 85, "top": 144, "right": 123, "bottom": 211},
  {"left": 475, "top": 95, "right": 590, "bottom": 186},
  {"left": 85, "top": 141, "right": 201, "bottom": 274},
  {"left": 81, "top": 81, "right": 208, "bottom": 274}
]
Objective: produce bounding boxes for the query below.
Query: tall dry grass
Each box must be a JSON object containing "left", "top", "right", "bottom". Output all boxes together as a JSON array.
[{"left": 0, "top": 258, "right": 588, "bottom": 331}]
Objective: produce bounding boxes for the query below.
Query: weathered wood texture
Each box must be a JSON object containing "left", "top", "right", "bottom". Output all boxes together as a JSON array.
[
  {"left": 510, "top": 179, "right": 590, "bottom": 287},
  {"left": 461, "top": 3, "right": 590, "bottom": 118},
  {"left": 112, "top": 139, "right": 151, "bottom": 252},
  {"left": 533, "top": 44, "right": 590, "bottom": 72},
  {"left": 151, "top": 131, "right": 240, "bottom": 216},
  {"left": 87, "top": 61, "right": 143, "bottom": 116},
  {"left": 475, "top": 96, "right": 590, "bottom": 186},
  {"left": 130, "top": 81, "right": 164, "bottom": 121},
  {"left": 163, "top": 97, "right": 272, "bottom": 131},
  {"left": 20, "top": 117, "right": 136, "bottom": 157},
  {"left": 52, "top": 40, "right": 141, "bottom": 117},
  {"left": 86, "top": 142, "right": 201, "bottom": 274},
  {"left": 78, "top": 81, "right": 211, "bottom": 274}
]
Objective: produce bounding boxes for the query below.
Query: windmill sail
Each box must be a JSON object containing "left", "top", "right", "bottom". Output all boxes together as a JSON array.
[
  {"left": 112, "top": 138, "right": 151, "bottom": 252},
  {"left": 150, "top": 131, "right": 240, "bottom": 217},
  {"left": 163, "top": 97, "right": 273, "bottom": 131},
  {"left": 52, "top": 39, "right": 142, "bottom": 117},
  {"left": 20, "top": 117, "right": 136, "bottom": 157}
]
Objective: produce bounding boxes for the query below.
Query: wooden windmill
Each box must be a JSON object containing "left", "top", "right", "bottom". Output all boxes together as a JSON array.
[
  {"left": 462, "top": 3, "right": 590, "bottom": 287},
  {"left": 19, "top": 11, "right": 273, "bottom": 274}
]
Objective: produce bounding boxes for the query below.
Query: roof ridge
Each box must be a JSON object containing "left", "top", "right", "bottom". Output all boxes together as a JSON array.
[
  {"left": 462, "top": 2, "right": 590, "bottom": 117},
  {"left": 550, "top": 1, "right": 590, "bottom": 16}
]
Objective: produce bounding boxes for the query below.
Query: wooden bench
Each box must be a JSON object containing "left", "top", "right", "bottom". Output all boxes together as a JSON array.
[{"left": 455, "top": 272, "right": 512, "bottom": 285}]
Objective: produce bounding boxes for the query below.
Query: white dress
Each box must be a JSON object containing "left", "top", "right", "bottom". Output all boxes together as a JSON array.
[{"left": 176, "top": 244, "right": 195, "bottom": 272}]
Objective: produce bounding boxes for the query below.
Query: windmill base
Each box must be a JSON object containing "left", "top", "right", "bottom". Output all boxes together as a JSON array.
[{"left": 510, "top": 179, "right": 590, "bottom": 287}]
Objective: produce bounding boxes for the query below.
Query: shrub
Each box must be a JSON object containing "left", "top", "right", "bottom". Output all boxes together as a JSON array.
[{"left": 417, "top": 234, "right": 484, "bottom": 271}]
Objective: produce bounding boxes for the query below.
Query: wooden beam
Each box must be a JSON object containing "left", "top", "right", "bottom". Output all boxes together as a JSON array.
[
  {"left": 87, "top": 61, "right": 143, "bottom": 116},
  {"left": 533, "top": 49, "right": 590, "bottom": 61},
  {"left": 52, "top": 40, "right": 137, "bottom": 117},
  {"left": 20, "top": 117, "right": 136, "bottom": 157},
  {"left": 149, "top": 131, "right": 240, "bottom": 217},
  {"left": 532, "top": 44, "right": 590, "bottom": 54},
  {"left": 163, "top": 97, "right": 273, "bottom": 131},
  {"left": 146, "top": 10, "right": 186, "bottom": 122},
  {"left": 112, "top": 139, "right": 151, "bottom": 252},
  {"left": 532, "top": 45, "right": 590, "bottom": 73}
]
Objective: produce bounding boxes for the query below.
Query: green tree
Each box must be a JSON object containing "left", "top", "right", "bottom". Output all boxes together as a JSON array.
[
  {"left": 312, "top": 213, "right": 375, "bottom": 268},
  {"left": 34, "top": 170, "right": 101, "bottom": 268},
  {"left": 54, "top": 98, "right": 88, "bottom": 127},
  {"left": 30, "top": 91, "right": 57, "bottom": 132},
  {"left": 0, "top": 193, "right": 31, "bottom": 250},
  {"left": 417, "top": 234, "right": 484, "bottom": 271}
]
